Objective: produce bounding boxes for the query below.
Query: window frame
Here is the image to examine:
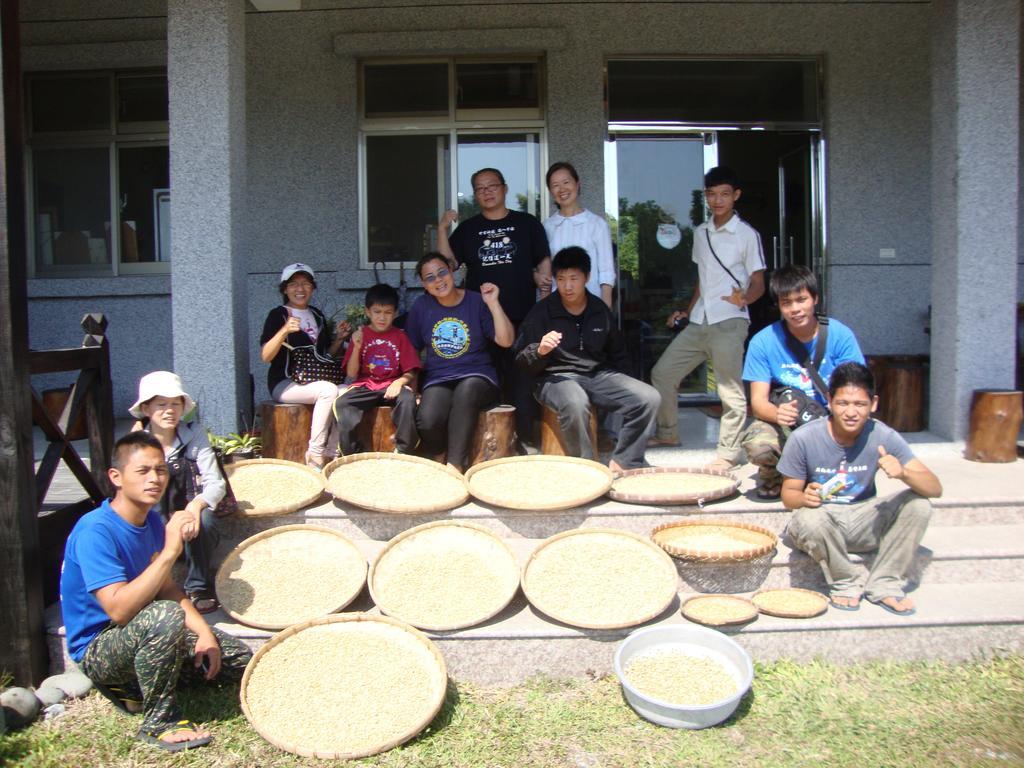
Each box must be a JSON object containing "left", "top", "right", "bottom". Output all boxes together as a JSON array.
[
  {"left": 24, "top": 69, "right": 170, "bottom": 278},
  {"left": 357, "top": 55, "right": 548, "bottom": 269}
]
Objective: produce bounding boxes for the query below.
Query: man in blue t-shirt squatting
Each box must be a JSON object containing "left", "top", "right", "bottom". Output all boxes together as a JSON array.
[
  {"left": 740, "top": 264, "right": 866, "bottom": 499},
  {"left": 60, "top": 432, "right": 252, "bottom": 752},
  {"left": 778, "top": 362, "right": 943, "bottom": 616}
]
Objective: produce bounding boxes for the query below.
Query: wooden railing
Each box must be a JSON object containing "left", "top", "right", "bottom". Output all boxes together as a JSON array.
[{"left": 29, "top": 313, "right": 114, "bottom": 602}]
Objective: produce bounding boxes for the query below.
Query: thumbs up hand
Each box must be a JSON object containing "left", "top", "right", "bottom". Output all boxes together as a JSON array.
[{"left": 877, "top": 445, "right": 904, "bottom": 480}]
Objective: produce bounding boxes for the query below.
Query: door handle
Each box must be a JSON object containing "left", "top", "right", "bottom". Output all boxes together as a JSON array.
[{"left": 772, "top": 236, "right": 779, "bottom": 270}]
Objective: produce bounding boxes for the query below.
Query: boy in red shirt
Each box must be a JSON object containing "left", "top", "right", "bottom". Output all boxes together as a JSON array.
[{"left": 334, "top": 283, "right": 420, "bottom": 454}]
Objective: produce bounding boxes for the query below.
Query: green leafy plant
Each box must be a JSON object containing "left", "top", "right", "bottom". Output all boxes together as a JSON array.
[{"left": 208, "top": 430, "right": 261, "bottom": 456}]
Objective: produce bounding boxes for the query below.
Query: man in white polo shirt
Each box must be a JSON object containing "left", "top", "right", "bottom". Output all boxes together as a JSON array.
[{"left": 650, "top": 166, "right": 766, "bottom": 471}]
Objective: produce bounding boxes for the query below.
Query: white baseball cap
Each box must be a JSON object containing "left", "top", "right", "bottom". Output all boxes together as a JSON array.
[
  {"left": 129, "top": 371, "right": 197, "bottom": 419},
  {"left": 280, "top": 262, "right": 316, "bottom": 283}
]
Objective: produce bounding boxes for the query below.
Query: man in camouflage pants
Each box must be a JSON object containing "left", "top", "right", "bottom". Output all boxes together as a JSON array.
[{"left": 61, "top": 432, "right": 251, "bottom": 752}]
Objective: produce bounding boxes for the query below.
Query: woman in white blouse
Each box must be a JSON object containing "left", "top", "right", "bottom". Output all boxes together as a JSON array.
[{"left": 543, "top": 161, "right": 616, "bottom": 307}]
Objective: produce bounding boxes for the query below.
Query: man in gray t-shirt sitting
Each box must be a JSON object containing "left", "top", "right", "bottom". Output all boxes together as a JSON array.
[{"left": 778, "top": 362, "right": 942, "bottom": 615}]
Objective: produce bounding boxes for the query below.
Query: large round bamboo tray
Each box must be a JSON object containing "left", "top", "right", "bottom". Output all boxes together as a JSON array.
[
  {"left": 681, "top": 594, "right": 759, "bottom": 627},
  {"left": 241, "top": 613, "right": 447, "bottom": 760},
  {"left": 465, "top": 455, "right": 613, "bottom": 511},
  {"left": 369, "top": 521, "right": 520, "bottom": 631},
  {"left": 522, "top": 528, "right": 678, "bottom": 629},
  {"left": 752, "top": 588, "right": 829, "bottom": 619},
  {"left": 224, "top": 458, "right": 325, "bottom": 517},
  {"left": 323, "top": 453, "right": 469, "bottom": 514},
  {"left": 609, "top": 467, "right": 738, "bottom": 505},
  {"left": 651, "top": 520, "right": 778, "bottom": 563},
  {"left": 216, "top": 525, "right": 367, "bottom": 630}
]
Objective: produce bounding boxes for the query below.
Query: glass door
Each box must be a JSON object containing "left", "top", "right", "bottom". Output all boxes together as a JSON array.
[{"left": 606, "top": 132, "right": 715, "bottom": 391}]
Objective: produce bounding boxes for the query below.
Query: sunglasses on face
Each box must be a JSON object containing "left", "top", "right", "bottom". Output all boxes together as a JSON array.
[{"left": 422, "top": 268, "right": 451, "bottom": 284}]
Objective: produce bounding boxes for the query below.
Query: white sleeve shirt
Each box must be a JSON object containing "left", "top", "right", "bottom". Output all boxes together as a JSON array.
[
  {"left": 543, "top": 208, "right": 617, "bottom": 298},
  {"left": 689, "top": 214, "right": 765, "bottom": 325}
]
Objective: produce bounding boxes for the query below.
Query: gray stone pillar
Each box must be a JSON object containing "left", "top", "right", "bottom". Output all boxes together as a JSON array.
[
  {"left": 930, "top": 0, "right": 1020, "bottom": 439},
  {"left": 167, "top": 0, "right": 249, "bottom": 433}
]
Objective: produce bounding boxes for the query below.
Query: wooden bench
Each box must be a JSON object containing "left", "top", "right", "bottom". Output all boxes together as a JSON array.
[
  {"left": 259, "top": 400, "right": 517, "bottom": 466},
  {"left": 539, "top": 403, "right": 598, "bottom": 457}
]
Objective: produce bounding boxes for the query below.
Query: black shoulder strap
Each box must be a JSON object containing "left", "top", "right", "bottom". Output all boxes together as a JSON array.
[
  {"left": 782, "top": 316, "right": 830, "bottom": 401},
  {"left": 704, "top": 228, "right": 742, "bottom": 288}
]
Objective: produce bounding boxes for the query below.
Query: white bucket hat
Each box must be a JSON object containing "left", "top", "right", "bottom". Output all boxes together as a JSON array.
[
  {"left": 280, "top": 262, "right": 316, "bottom": 283},
  {"left": 129, "top": 371, "right": 197, "bottom": 418}
]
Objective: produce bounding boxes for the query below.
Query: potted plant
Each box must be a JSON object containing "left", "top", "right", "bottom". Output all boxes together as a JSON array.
[{"left": 209, "top": 430, "right": 262, "bottom": 463}]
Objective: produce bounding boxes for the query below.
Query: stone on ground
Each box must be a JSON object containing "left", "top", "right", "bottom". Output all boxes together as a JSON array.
[
  {"left": 40, "top": 671, "right": 92, "bottom": 699},
  {"left": 33, "top": 685, "right": 66, "bottom": 707},
  {"left": 1, "top": 687, "right": 41, "bottom": 728}
]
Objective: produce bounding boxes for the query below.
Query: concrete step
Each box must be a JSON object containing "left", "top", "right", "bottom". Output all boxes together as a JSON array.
[
  {"left": 219, "top": 494, "right": 1024, "bottom": 543},
  {"left": 45, "top": 581, "right": 1024, "bottom": 686},
  {"left": 210, "top": 524, "right": 1024, "bottom": 593}
]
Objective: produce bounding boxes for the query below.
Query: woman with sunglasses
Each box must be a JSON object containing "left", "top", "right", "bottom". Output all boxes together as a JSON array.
[
  {"left": 543, "top": 161, "right": 615, "bottom": 307},
  {"left": 404, "top": 252, "right": 514, "bottom": 472}
]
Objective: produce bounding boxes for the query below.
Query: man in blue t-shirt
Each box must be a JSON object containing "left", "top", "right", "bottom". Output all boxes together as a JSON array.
[
  {"left": 60, "top": 432, "right": 251, "bottom": 752},
  {"left": 778, "top": 362, "right": 942, "bottom": 615},
  {"left": 741, "top": 265, "right": 865, "bottom": 499}
]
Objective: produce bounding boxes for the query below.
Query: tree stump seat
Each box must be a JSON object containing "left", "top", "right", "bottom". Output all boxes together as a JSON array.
[
  {"left": 258, "top": 401, "right": 313, "bottom": 464},
  {"left": 539, "top": 403, "right": 599, "bottom": 457},
  {"left": 965, "top": 390, "right": 1023, "bottom": 463}
]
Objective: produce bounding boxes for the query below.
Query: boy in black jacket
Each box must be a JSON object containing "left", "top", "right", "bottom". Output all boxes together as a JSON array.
[{"left": 515, "top": 247, "right": 660, "bottom": 471}]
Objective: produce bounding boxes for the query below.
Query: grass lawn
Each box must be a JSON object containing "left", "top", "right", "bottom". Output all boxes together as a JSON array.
[{"left": 2, "top": 656, "right": 1022, "bottom": 767}]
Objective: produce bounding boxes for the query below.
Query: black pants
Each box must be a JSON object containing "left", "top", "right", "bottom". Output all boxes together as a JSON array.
[
  {"left": 334, "top": 385, "right": 418, "bottom": 454},
  {"left": 494, "top": 343, "right": 537, "bottom": 445},
  {"left": 416, "top": 376, "right": 498, "bottom": 469}
]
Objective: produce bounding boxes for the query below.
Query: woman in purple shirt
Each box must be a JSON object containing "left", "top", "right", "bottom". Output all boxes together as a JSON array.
[{"left": 404, "top": 252, "right": 514, "bottom": 471}]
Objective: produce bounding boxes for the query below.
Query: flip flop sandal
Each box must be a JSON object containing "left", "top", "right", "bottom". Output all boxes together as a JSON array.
[
  {"left": 868, "top": 596, "right": 916, "bottom": 616},
  {"left": 91, "top": 680, "right": 144, "bottom": 714},
  {"left": 828, "top": 596, "right": 861, "bottom": 612},
  {"left": 139, "top": 720, "right": 212, "bottom": 753},
  {"left": 755, "top": 481, "right": 782, "bottom": 500},
  {"left": 187, "top": 590, "right": 220, "bottom": 615}
]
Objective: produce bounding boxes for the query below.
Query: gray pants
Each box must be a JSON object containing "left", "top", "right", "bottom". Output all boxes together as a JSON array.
[
  {"left": 536, "top": 369, "right": 659, "bottom": 469},
  {"left": 786, "top": 490, "right": 932, "bottom": 601}
]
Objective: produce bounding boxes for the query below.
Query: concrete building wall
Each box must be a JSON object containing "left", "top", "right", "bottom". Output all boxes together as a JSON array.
[{"left": 21, "top": 1, "right": 938, "bottom": 414}]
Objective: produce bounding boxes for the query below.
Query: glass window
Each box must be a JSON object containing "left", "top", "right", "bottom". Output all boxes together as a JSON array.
[
  {"left": 363, "top": 63, "right": 449, "bottom": 119},
  {"left": 118, "top": 146, "right": 170, "bottom": 263},
  {"left": 456, "top": 133, "right": 541, "bottom": 219},
  {"left": 27, "top": 71, "right": 170, "bottom": 275},
  {"left": 117, "top": 75, "right": 169, "bottom": 129},
  {"left": 456, "top": 62, "right": 539, "bottom": 111},
  {"left": 30, "top": 76, "right": 110, "bottom": 133},
  {"left": 32, "top": 147, "right": 111, "bottom": 270},
  {"left": 608, "top": 59, "right": 821, "bottom": 126},
  {"left": 365, "top": 134, "right": 449, "bottom": 263}
]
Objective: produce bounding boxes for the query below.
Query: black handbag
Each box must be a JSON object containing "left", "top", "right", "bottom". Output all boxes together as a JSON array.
[{"left": 284, "top": 343, "right": 345, "bottom": 385}]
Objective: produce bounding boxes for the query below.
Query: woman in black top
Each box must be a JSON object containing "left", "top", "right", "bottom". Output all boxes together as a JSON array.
[{"left": 259, "top": 262, "right": 350, "bottom": 468}]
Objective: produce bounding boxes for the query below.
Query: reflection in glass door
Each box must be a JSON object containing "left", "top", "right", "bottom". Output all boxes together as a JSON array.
[{"left": 607, "top": 133, "right": 714, "bottom": 393}]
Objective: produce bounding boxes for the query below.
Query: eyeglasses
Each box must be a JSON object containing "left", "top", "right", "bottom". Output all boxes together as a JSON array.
[
  {"left": 422, "top": 268, "right": 451, "bottom": 284},
  {"left": 473, "top": 183, "right": 504, "bottom": 194},
  {"left": 286, "top": 280, "right": 313, "bottom": 289}
]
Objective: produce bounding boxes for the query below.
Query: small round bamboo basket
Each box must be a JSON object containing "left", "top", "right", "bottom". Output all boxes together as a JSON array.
[
  {"left": 240, "top": 613, "right": 448, "bottom": 760},
  {"left": 651, "top": 519, "right": 779, "bottom": 563},
  {"left": 369, "top": 520, "right": 520, "bottom": 631},
  {"left": 323, "top": 453, "right": 469, "bottom": 514},
  {"left": 681, "top": 594, "right": 759, "bottom": 627},
  {"left": 609, "top": 466, "right": 738, "bottom": 505},
  {"left": 522, "top": 528, "right": 678, "bottom": 629},
  {"left": 465, "top": 455, "right": 613, "bottom": 511},
  {"left": 224, "top": 458, "right": 325, "bottom": 517},
  {"left": 216, "top": 525, "right": 367, "bottom": 631},
  {"left": 752, "top": 588, "right": 829, "bottom": 619}
]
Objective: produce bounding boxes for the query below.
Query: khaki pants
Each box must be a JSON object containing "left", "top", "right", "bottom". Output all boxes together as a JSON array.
[
  {"left": 786, "top": 490, "right": 932, "bottom": 601},
  {"left": 650, "top": 318, "right": 748, "bottom": 462}
]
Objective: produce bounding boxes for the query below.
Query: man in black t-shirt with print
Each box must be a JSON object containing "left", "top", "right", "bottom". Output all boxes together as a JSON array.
[{"left": 438, "top": 167, "right": 552, "bottom": 445}]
